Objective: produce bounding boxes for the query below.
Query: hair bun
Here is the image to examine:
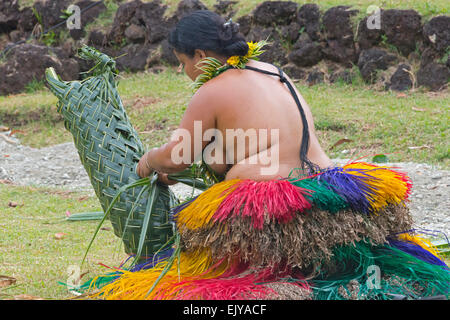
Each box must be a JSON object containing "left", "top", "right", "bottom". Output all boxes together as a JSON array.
[
  {"left": 168, "top": 11, "right": 248, "bottom": 58},
  {"left": 219, "top": 19, "right": 240, "bottom": 41},
  {"left": 223, "top": 40, "right": 249, "bottom": 57}
]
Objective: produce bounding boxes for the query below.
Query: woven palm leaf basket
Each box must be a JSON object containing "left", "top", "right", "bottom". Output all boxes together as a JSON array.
[{"left": 45, "top": 46, "right": 209, "bottom": 261}]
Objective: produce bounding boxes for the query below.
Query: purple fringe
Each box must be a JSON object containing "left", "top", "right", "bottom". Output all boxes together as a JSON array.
[
  {"left": 316, "top": 167, "right": 379, "bottom": 213},
  {"left": 128, "top": 248, "right": 175, "bottom": 272},
  {"left": 388, "top": 239, "right": 448, "bottom": 268},
  {"left": 170, "top": 197, "right": 198, "bottom": 219}
]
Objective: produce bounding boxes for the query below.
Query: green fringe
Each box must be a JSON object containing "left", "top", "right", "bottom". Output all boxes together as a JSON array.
[
  {"left": 289, "top": 178, "right": 348, "bottom": 213},
  {"left": 311, "top": 240, "right": 450, "bottom": 300}
]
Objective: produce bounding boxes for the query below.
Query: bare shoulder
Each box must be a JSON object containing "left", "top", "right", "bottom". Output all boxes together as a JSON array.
[{"left": 192, "top": 69, "right": 246, "bottom": 106}]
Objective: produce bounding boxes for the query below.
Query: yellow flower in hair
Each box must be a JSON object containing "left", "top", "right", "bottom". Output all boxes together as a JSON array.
[
  {"left": 246, "top": 41, "right": 257, "bottom": 57},
  {"left": 227, "top": 55, "right": 240, "bottom": 66}
]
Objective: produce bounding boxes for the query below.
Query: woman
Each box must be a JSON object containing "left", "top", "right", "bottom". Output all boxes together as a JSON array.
[
  {"left": 136, "top": 10, "right": 332, "bottom": 182},
  {"left": 92, "top": 11, "right": 449, "bottom": 300}
]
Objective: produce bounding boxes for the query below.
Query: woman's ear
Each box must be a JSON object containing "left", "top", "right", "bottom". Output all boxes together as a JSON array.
[{"left": 194, "top": 49, "right": 207, "bottom": 60}]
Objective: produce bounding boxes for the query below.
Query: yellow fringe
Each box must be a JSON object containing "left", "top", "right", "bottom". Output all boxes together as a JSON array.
[
  {"left": 176, "top": 179, "right": 242, "bottom": 231},
  {"left": 398, "top": 233, "right": 444, "bottom": 260},
  {"left": 89, "top": 248, "right": 229, "bottom": 300},
  {"left": 344, "top": 162, "right": 409, "bottom": 212}
]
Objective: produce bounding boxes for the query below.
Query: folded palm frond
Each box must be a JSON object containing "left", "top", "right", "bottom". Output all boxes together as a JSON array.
[{"left": 45, "top": 45, "right": 216, "bottom": 264}]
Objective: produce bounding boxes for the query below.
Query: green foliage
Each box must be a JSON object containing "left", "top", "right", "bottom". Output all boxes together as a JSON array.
[
  {"left": 41, "top": 30, "right": 57, "bottom": 47},
  {"left": 372, "top": 154, "right": 389, "bottom": 163},
  {"left": 24, "top": 78, "right": 46, "bottom": 93},
  {"left": 59, "top": 9, "right": 74, "bottom": 20}
]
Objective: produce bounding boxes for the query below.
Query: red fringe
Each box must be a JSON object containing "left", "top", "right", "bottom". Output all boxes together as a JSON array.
[
  {"left": 162, "top": 263, "right": 311, "bottom": 300},
  {"left": 397, "top": 171, "right": 413, "bottom": 200},
  {"left": 213, "top": 180, "right": 313, "bottom": 229}
]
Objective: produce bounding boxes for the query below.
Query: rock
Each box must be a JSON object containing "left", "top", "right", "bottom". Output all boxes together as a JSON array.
[
  {"left": 381, "top": 9, "right": 422, "bottom": 56},
  {"left": 172, "top": 0, "right": 208, "bottom": 21},
  {"left": 358, "top": 9, "right": 424, "bottom": 57},
  {"left": 282, "top": 63, "right": 306, "bottom": 81},
  {"left": 417, "top": 62, "right": 450, "bottom": 91},
  {"left": 357, "top": 48, "right": 397, "bottom": 83},
  {"left": 423, "top": 15, "right": 450, "bottom": 54},
  {"left": 68, "top": 0, "right": 107, "bottom": 40},
  {"left": 109, "top": 0, "right": 172, "bottom": 45},
  {"left": 420, "top": 47, "right": 441, "bottom": 68},
  {"left": 87, "top": 29, "right": 106, "bottom": 48},
  {"left": 288, "top": 39, "right": 322, "bottom": 67},
  {"left": 9, "top": 29, "right": 23, "bottom": 42},
  {"left": 135, "top": 0, "right": 170, "bottom": 44},
  {"left": 357, "top": 16, "right": 383, "bottom": 50},
  {"left": 322, "top": 39, "right": 359, "bottom": 67},
  {"left": 0, "top": 0, "right": 20, "bottom": 34},
  {"left": 69, "top": 29, "right": 86, "bottom": 41},
  {"left": 246, "top": 25, "right": 279, "bottom": 43},
  {"left": 297, "top": 4, "right": 321, "bottom": 41},
  {"left": 108, "top": 0, "right": 142, "bottom": 45},
  {"left": 306, "top": 69, "right": 324, "bottom": 85},
  {"left": 259, "top": 39, "right": 288, "bottom": 65},
  {"left": 322, "top": 6, "right": 358, "bottom": 41},
  {"left": 385, "top": 64, "right": 413, "bottom": 91},
  {"left": 213, "top": 0, "right": 237, "bottom": 19},
  {"left": 76, "top": 0, "right": 107, "bottom": 25},
  {"left": 116, "top": 43, "right": 155, "bottom": 72},
  {"left": 329, "top": 70, "right": 354, "bottom": 84},
  {"left": 322, "top": 6, "right": 359, "bottom": 66},
  {"left": 33, "top": 0, "right": 72, "bottom": 30},
  {"left": 124, "top": 23, "right": 146, "bottom": 43},
  {"left": 17, "top": 7, "right": 37, "bottom": 32},
  {"left": 236, "top": 15, "right": 252, "bottom": 36},
  {"left": 160, "top": 39, "right": 179, "bottom": 66},
  {"left": 252, "top": 1, "right": 298, "bottom": 26},
  {"left": 0, "top": 43, "right": 79, "bottom": 95},
  {"left": 280, "top": 22, "right": 301, "bottom": 44}
]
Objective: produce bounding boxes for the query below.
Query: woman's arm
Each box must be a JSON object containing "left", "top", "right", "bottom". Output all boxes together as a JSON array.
[{"left": 136, "top": 87, "right": 217, "bottom": 178}]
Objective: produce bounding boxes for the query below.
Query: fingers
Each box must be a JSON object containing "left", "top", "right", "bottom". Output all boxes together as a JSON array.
[
  {"left": 158, "top": 173, "right": 178, "bottom": 185},
  {"left": 136, "top": 156, "right": 151, "bottom": 178}
]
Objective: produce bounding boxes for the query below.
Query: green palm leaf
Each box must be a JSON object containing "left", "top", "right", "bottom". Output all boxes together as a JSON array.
[{"left": 45, "top": 46, "right": 215, "bottom": 264}]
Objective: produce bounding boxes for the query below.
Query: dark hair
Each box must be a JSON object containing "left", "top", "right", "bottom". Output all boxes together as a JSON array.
[{"left": 168, "top": 10, "right": 248, "bottom": 58}]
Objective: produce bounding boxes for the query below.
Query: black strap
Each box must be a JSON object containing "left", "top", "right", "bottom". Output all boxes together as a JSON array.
[{"left": 243, "top": 65, "right": 317, "bottom": 173}]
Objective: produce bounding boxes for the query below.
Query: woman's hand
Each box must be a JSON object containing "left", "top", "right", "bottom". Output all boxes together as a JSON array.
[
  {"left": 136, "top": 152, "right": 154, "bottom": 178},
  {"left": 137, "top": 151, "right": 178, "bottom": 185},
  {"left": 157, "top": 172, "right": 178, "bottom": 185}
]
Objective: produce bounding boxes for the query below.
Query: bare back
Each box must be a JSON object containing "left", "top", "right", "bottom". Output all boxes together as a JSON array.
[{"left": 198, "top": 59, "right": 333, "bottom": 180}]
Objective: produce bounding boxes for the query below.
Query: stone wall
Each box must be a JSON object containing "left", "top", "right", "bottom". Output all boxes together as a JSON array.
[{"left": 0, "top": 0, "right": 449, "bottom": 95}]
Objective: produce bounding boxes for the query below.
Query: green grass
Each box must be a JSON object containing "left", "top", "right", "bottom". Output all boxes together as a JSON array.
[
  {"left": 1, "top": 68, "right": 448, "bottom": 168},
  {"left": 157, "top": 0, "right": 449, "bottom": 18},
  {"left": 0, "top": 184, "right": 128, "bottom": 300}
]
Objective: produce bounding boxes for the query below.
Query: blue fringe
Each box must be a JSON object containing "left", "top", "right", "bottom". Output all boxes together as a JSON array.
[
  {"left": 388, "top": 238, "right": 449, "bottom": 268},
  {"left": 316, "top": 167, "right": 379, "bottom": 214},
  {"left": 129, "top": 248, "right": 175, "bottom": 272}
]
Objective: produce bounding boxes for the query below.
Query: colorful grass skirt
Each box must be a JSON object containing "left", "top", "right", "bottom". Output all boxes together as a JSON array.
[{"left": 84, "top": 161, "right": 449, "bottom": 300}]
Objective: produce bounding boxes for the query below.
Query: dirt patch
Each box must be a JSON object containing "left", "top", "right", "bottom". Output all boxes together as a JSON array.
[
  {"left": 124, "top": 96, "right": 162, "bottom": 112},
  {"left": 0, "top": 108, "right": 63, "bottom": 126}
]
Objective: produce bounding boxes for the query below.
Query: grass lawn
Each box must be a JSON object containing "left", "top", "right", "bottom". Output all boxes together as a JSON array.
[{"left": 0, "top": 184, "right": 128, "bottom": 300}]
